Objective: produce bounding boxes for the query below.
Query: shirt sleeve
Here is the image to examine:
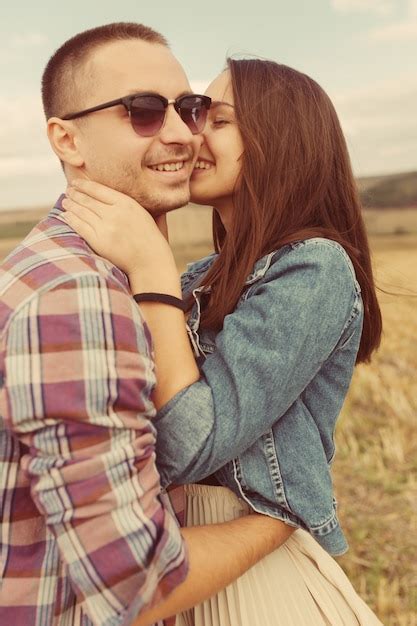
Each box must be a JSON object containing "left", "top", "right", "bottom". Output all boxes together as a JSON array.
[
  {"left": 154, "top": 242, "right": 361, "bottom": 486},
  {"left": 3, "top": 272, "right": 188, "bottom": 626}
]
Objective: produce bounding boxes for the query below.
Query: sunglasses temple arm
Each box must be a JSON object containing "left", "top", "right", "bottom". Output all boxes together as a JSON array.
[{"left": 63, "top": 97, "right": 125, "bottom": 121}]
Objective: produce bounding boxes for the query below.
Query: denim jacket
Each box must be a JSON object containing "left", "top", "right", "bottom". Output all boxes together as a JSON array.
[{"left": 154, "top": 238, "right": 363, "bottom": 555}]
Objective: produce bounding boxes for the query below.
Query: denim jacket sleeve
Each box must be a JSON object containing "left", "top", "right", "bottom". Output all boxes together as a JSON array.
[{"left": 154, "top": 240, "right": 360, "bottom": 486}]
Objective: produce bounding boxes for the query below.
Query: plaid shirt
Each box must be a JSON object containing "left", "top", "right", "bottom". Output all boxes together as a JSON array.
[{"left": 0, "top": 198, "right": 188, "bottom": 626}]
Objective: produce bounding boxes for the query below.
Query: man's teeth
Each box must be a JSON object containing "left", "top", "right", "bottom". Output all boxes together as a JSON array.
[
  {"left": 194, "top": 161, "right": 213, "bottom": 170},
  {"left": 151, "top": 162, "right": 184, "bottom": 172}
]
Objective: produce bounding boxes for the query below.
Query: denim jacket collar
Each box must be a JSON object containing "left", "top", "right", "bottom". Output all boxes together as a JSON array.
[
  {"left": 183, "top": 249, "right": 283, "bottom": 359},
  {"left": 184, "top": 249, "right": 280, "bottom": 293}
]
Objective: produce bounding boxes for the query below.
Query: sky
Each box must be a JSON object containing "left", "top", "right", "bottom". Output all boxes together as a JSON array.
[{"left": 1, "top": 0, "right": 417, "bottom": 210}]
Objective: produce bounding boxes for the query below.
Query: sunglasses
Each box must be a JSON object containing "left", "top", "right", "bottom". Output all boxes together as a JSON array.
[{"left": 62, "top": 92, "right": 212, "bottom": 137}]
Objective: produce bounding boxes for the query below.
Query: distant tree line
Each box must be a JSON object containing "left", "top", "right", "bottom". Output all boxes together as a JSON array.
[{"left": 359, "top": 171, "right": 417, "bottom": 208}]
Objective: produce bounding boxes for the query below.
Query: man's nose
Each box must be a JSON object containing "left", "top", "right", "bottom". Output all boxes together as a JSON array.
[{"left": 159, "top": 103, "right": 194, "bottom": 144}]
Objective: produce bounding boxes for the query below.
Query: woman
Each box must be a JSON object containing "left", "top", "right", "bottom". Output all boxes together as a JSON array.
[{"left": 62, "top": 59, "right": 383, "bottom": 625}]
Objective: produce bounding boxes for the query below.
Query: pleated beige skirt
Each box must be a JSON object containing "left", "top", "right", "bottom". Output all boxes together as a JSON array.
[{"left": 175, "top": 484, "right": 383, "bottom": 626}]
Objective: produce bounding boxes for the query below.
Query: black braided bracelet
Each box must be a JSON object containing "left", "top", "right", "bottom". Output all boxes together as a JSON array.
[{"left": 133, "top": 292, "right": 187, "bottom": 312}]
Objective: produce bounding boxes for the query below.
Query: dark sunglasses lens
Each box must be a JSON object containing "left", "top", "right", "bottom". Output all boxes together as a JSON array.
[
  {"left": 130, "top": 96, "right": 166, "bottom": 136},
  {"left": 178, "top": 97, "right": 208, "bottom": 134}
]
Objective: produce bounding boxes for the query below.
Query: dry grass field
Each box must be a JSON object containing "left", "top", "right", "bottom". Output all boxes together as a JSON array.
[
  {"left": 1, "top": 208, "right": 416, "bottom": 624},
  {"left": 335, "top": 235, "right": 417, "bottom": 626}
]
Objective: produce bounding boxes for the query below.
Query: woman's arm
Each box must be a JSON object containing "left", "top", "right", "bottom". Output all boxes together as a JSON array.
[
  {"left": 62, "top": 182, "right": 358, "bottom": 486},
  {"left": 150, "top": 242, "right": 359, "bottom": 485},
  {"left": 61, "top": 180, "right": 201, "bottom": 409},
  {"left": 127, "top": 259, "right": 201, "bottom": 408}
]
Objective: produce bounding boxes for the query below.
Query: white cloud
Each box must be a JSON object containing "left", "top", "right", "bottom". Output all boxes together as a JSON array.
[
  {"left": 10, "top": 32, "right": 48, "bottom": 48},
  {"left": 331, "top": 0, "right": 417, "bottom": 42},
  {"left": 0, "top": 93, "right": 44, "bottom": 131},
  {"left": 0, "top": 94, "right": 49, "bottom": 157},
  {"left": 0, "top": 156, "right": 57, "bottom": 177},
  {"left": 0, "top": 32, "right": 48, "bottom": 68},
  {"left": 368, "top": 0, "right": 417, "bottom": 41},
  {"left": 369, "top": 20, "right": 417, "bottom": 40},
  {"left": 331, "top": 0, "right": 396, "bottom": 16},
  {"left": 0, "top": 92, "right": 63, "bottom": 209},
  {"left": 331, "top": 73, "right": 417, "bottom": 175},
  {"left": 0, "top": 94, "right": 64, "bottom": 210}
]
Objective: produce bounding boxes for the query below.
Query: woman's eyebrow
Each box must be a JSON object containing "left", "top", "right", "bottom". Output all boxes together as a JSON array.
[{"left": 210, "top": 101, "right": 235, "bottom": 109}]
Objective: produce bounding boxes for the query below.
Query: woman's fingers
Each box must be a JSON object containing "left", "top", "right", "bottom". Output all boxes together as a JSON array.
[
  {"left": 61, "top": 211, "right": 98, "bottom": 247},
  {"left": 65, "top": 187, "right": 108, "bottom": 218},
  {"left": 62, "top": 198, "right": 102, "bottom": 229}
]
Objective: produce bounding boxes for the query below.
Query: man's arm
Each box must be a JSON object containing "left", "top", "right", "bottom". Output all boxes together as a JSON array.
[
  {"left": 133, "top": 515, "right": 294, "bottom": 626},
  {"left": 4, "top": 271, "right": 293, "bottom": 626},
  {"left": 3, "top": 272, "right": 188, "bottom": 625}
]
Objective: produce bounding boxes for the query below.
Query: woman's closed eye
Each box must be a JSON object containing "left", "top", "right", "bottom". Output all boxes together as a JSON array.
[{"left": 212, "top": 118, "right": 231, "bottom": 127}]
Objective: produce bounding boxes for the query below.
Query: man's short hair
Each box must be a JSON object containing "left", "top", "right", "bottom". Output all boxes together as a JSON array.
[{"left": 42, "top": 22, "right": 169, "bottom": 120}]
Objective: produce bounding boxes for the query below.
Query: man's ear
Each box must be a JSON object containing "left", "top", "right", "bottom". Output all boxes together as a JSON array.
[{"left": 47, "top": 118, "right": 85, "bottom": 167}]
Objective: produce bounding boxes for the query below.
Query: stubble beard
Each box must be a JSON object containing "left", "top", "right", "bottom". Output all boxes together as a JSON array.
[
  {"left": 107, "top": 161, "right": 191, "bottom": 216},
  {"left": 138, "top": 183, "right": 191, "bottom": 217}
]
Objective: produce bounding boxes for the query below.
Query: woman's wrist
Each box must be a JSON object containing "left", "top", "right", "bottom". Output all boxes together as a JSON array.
[{"left": 128, "top": 263, "right": 181, "bottom": 298}]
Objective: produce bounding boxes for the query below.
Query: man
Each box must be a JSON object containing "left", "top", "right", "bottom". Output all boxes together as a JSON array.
[{"left": 0, "top": 23, "right": 291, "bottom": 626}]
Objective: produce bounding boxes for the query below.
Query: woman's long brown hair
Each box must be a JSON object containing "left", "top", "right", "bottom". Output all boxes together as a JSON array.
[{"left": 193, "top": 59, "right": 382, "bottom": 363}]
